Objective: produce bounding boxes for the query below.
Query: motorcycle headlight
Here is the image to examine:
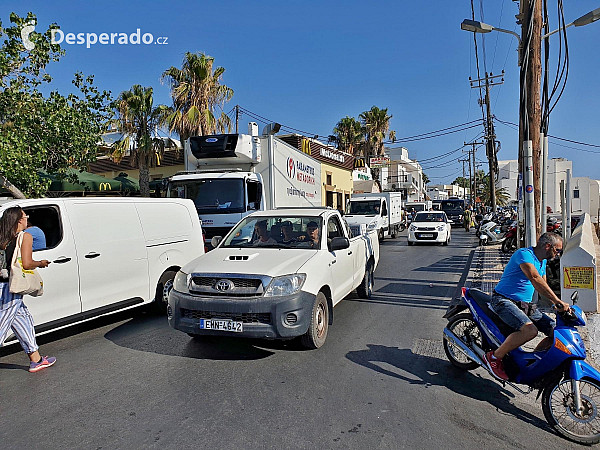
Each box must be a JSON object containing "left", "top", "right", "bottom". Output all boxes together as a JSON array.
[
  {"left": 173, "top": 271, "right": 190, "bottom": 294},
  {"left": 409, "top": 225, "right": 417, "bottom": 232},
  {"left": 264, "top": 274, "right": 306, "bottom": 297}
]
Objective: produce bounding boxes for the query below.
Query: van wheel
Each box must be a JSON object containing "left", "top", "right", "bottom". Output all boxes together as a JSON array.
[
  {"left": 378, "top": 229, "right": 384, "bottom": 241},
  {"left": 154, "top": 270, "right": 177, "bottom": 313},
  {"left": 301, "top": 292, "right": 329, "bottom": 349},
  {"left": 391, "top": 226, "right": 397, "bottom": 239}
]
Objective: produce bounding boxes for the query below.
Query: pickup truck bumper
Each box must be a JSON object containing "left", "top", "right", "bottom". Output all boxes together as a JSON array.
[{"left": 168, "top": 289, "right": 316, "bottom": 339}]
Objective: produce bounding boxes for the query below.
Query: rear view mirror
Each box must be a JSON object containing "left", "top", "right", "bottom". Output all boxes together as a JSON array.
[
  {"left": 329, "top": 237, "right": 350, "bottom": 252},
  {"left": 211, "top": 236, "right": 223, "bottom": 248},
  {"left": 571, "top": 290, "right": 579, "bottom": 304}
]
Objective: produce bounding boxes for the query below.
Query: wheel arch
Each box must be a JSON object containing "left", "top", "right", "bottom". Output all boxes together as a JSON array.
[
  {"left": 319, "top": 285, "right": 334, "bottom": 325},
  {"left": 155, "top": 266, "right": 181, "bottom": 301}
]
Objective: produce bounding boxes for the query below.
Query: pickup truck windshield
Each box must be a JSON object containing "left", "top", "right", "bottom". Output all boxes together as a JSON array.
[
  {"left": 221, "top": 216, "right": 323, "bottom": 249},
  {"left": 348, "top": 200, "right": 380, "bottom": 215},
  {"left": 168, "top": 179, "right": 245, "bottom": 214}
]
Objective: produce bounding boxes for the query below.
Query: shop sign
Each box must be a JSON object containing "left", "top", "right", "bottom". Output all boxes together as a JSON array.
[{"left": 369, "top": 156, "right": 391, "bottom": 168}]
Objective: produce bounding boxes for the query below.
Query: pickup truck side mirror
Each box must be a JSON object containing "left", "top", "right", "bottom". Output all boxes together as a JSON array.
[
  {"left": 211, "top": 236, "right": 223, "bottom": 248},
  {"left": 329, "top": 237, "right": 350, "bottom": 252}
]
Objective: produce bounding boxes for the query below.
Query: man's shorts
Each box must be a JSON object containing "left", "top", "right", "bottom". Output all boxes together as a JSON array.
[{"left": 490, "top": 291, "right": 556, "bottom": 336}]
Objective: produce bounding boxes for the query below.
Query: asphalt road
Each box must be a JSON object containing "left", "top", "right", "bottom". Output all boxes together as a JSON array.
[{"left": 0, "top": 230, "right": 585, "bottom": 449}]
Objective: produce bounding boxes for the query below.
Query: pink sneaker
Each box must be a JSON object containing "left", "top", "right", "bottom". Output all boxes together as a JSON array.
[
  {"left": 483, "top": 351, "right": 508, "bottom": 381},
  {"left": 29, "top": 356, "right": 56, "bottom": 373}
]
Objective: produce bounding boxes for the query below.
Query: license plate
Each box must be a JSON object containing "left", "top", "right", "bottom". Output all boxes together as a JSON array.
[
  {"left": 421, "top": 233, "right": 433, "bottom": 237},
  {"left": 200, "top": 319, "right": 243, "bottom": 332}
]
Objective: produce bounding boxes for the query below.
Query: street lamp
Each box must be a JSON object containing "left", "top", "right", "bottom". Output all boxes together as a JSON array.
[
  {"left": 543, "top": 7, "right": 600, "bottom": 39},
  {"left": 460, "top": 19, "right": 522, "bottom": 46}
]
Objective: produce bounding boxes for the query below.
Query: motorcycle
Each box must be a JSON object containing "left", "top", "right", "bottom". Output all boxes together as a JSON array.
[
  {"left": 443, "top": 289, "right": 600, "bottom": 444},
  {"left": 478, "top": 218, "right": 505, "bottom": 246},
  {"left": 501, "top": 221, "right": 518, "bottom": 253}
]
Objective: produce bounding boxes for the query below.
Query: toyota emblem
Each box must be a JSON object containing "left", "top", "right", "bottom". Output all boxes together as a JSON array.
[{"left": 215, "top": 279, "right": 233, "bottom": 292}]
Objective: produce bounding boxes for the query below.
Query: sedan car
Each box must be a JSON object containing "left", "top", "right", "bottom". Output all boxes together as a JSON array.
[{"left": 407, "top": 211, "right": 451, "bottom": 245}]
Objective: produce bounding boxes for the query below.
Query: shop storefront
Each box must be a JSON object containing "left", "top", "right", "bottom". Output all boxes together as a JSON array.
[{"left": 279, "top": 135, "right": 354, "bottom": 209}]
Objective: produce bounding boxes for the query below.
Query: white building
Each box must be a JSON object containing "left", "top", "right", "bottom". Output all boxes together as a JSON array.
[
  {"left": 427, "top": 187, "right": 449, "bottom": 200},
  {"left": 547, "top": 158, "right": 572, "bottom": 214},
  {"left": 497, "top": 160, "right": 519, "bottom": 203},
  {"left": 379, "top": 147, "right": 426, "bottom": 202},
  {"left": 428, "top": 184, "right": 468, "bottom": 199},
  {"left": 572, "top": 177, "right": 600, "bottom": 223}
]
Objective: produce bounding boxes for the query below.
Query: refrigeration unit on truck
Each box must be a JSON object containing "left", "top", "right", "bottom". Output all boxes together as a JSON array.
[
  {"left": 167, "top": 123, "right": 322, "bottom": 240},
  {"left": 345, "top": 191, "right": 403, "bottom": 240}
]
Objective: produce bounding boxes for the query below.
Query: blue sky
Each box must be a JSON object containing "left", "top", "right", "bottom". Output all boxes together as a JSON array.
[{"left": 2, "top": 0, "right": 600, "bottom": 184}]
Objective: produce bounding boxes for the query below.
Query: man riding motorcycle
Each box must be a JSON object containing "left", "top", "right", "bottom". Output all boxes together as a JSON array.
[{"left": 483, "top": 232, "right": 571, "bottom": 380}]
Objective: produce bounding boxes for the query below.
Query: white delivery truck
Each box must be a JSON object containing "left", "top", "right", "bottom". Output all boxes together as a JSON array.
[
  {"left": 345, "top": 192, "right": 404, "bottom": 241},
  {"left": 168, "top": 123, "right": 322, "bottom": 241},
  {"left": 405, "top": 200, "right": 433, "bottom": 212}
]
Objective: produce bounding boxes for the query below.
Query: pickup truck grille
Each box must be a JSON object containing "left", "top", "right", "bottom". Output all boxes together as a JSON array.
[
  {"left": 188, "top": 274, "right": 269, "bottom": 297},
  {"left": 191, "top": 277, "right": 262, "bottom": 289},
  {"left": 181, "top": 309, "right": 271, "bottom": 324}
]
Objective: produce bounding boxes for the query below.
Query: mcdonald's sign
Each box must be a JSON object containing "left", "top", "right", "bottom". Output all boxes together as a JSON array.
[
  {"left": 99, "top": 182, "right": 112, "bottom": 191},
  {"left": 301, "top": 138, "right": 311, "bottom": 155}
]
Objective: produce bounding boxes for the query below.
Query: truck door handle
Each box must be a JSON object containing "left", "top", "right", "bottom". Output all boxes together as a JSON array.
[
  {"left": 53, "top": 257, "right": 71, "bottom": 264},
  {"left": 347, "top": 251, "right": 353, "bottom": 255},
  {"left": 85, "top": 252, "right": 101, "bottom": 259}
]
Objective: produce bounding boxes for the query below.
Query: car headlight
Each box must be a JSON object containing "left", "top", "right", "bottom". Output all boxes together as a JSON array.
[
  {"left": 409, "top": 225, "right": 417, "bottom": 232},
  {"left": 264, "top": 274, "right": 306, "bottom": 297},
  {"left": 437, "top": 225, "right": 445, "bottom": 231},
  {"left": 173, "top": 271, "right": 190, "bottom": 294}
]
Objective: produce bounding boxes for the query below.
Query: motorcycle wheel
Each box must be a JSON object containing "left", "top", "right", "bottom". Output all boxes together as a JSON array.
[
  {"left": 542, "top": 378, "right": 600, "bottom": 445},
  {"left": 501, "top": 236, "right": 516, "bottom": 253},
  {"left": 443, "top": 313, "right": 481, "bottom": 370}
]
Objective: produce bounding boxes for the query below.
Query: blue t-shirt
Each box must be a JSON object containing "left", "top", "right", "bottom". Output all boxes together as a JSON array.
[
  {"left": 25, "top": 226, "right": 47, "bottom": 251},
  {"left": 494, "top": 247, "right": 546, "bottom": 303}
]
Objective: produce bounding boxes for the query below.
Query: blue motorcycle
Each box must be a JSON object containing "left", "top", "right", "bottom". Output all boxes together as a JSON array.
[{"left": 443, "top": 287, "right": 600, "bottom": 445}]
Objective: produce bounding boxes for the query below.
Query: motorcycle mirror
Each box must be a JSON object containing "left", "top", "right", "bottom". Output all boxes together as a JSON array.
[{"left": 571, "top": 290, "right": 579, "bottom": 304}]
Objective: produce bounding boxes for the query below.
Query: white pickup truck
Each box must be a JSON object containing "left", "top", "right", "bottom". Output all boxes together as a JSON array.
[{"left": 168, "top": 208, "right": 379, "bottom": 348}]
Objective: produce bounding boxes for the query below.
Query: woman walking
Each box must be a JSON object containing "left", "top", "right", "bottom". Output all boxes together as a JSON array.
[{"left": 0, "top": 207, "right": 55, "bottom": 372}]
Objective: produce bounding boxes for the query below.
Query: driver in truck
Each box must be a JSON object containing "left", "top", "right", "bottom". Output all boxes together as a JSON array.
[{"left": 297, "top": 221, "right": 320, "bottom": 248}]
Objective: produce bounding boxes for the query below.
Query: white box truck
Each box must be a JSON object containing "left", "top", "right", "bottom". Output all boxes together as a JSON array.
[
  {"left": 345, "top": 192, "right": 404, "bottom": 241},
  {"left": 167, "top": 123, "right": 322, "bottom": 240}
]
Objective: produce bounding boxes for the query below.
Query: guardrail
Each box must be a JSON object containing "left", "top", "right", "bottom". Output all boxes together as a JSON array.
[{"left": 561, "top": 212, "right": 598, "bottom": 311}]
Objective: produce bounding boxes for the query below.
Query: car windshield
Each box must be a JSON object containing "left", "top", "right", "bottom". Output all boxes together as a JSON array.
[
  {"left": 348, "top": 200, "right": 380, "bottom": 215},
  {"left": 414, "top": 212, "right": 445, "bottom": 222},
  {"left": 440, "top": 200, "right": 464, "bottom": 212},
  {"left": 221, "top": 216, "right": 323, "bottom": 249}
]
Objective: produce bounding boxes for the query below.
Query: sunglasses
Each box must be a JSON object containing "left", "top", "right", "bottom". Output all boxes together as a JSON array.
[{"left": 553, "top": 246, "right": 563, "bottom": 255}]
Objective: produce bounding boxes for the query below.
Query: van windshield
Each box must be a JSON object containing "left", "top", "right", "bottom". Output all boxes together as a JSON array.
[
  {"left": 348, "top": 200, "right": 381, "bottom": 215},
  {"left": 169, "top": 179, "right": 245, "bottom": 214}
]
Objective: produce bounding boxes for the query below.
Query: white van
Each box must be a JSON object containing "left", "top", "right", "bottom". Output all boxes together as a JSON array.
[{"left": 0, "top": 197, "right": 204, "bottom": 340}]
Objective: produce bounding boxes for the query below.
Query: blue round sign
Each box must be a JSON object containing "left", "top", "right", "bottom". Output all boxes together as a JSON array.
[{"left": 525, "top": 184, "right": 533, "bottom": 194}]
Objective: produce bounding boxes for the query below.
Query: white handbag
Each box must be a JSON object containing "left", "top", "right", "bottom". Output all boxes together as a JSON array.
[{"left": 9, "top": 231, "right": 44, "bottom": 297}]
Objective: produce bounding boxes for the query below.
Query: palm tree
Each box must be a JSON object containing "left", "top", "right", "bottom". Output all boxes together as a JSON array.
[
  {"left": 112, "top": 85, "right": 174, "bottom": 197},
  {"left": 161, "top": 52, "right": 234, "bottom": 142},
  {"left": 332, "top": 116, "right": 364, "bottom": 156},
  {"left": 359, "top": 106, "right": 395, "bottom": 157},
  {"left": 479, "top": 172, "right": 510, "bottom": 206}
]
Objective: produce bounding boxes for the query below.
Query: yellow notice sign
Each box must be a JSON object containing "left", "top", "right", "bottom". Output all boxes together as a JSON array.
[{"left": 563, "top": 266, "right": 595, "bottom": 289}]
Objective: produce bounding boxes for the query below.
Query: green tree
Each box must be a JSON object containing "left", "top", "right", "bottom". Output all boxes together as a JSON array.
[
  {"left": 332, "top": 116, "right": 364, "bottom": 156},
  {"left": 0, "top": 12, "right": 112, "bottom": 198},
  {"left": 112, "top": 85, "right": 174, "bottom": 197},
  {"left": 479, "top": 172, "right": 510, "bottom": 206},
  {"left": 161, "top": 52, "right": 234, "bottom": 142},
  {"left": 359, "top": 106, "right": 395, "bottom": 157},
  {"left": 452, "top": 177, "right": 469, "bottom": 188}
]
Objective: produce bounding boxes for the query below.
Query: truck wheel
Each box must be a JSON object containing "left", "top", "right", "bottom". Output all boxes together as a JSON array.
[
  {"left": 301, "top": 292, "right": 329, "bottom": 349},
  {"left": 154, "top": 270, "right": 177, "bottom": 313},
  {"left": 357, "top": 263, "right": 374, "bottom": 299},
  {"left": 378, "top": 229, "right": 384, "bottom": 242}
]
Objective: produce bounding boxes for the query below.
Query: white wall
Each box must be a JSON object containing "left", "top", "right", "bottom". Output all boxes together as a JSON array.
[
  {"left": 497, "top": 160, "right": 519, "bottom": 203},
  {"left": 572, "top": 177, "right": 600, "bottom": 223},
  {"left": 547, "top": 158, "right": 572, "bottom": 214}
]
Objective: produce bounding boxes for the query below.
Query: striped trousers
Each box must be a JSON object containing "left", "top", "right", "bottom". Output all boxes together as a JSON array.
[{"left": 0, "top": 282, "right": 39, "bottom": 354}]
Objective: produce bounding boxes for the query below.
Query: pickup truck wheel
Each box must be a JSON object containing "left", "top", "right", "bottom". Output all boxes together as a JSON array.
[
  {"left": 357, "top": 263, "right": 374, "bottom": 299},
  {"left": 301, "top": 292, "right": 329, "bottom": 349},
  {"left": 154, "top": 270, "right": 177, "bottom": 313}
]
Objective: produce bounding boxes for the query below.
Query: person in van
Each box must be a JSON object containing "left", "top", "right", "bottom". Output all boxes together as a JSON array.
[
  {"left": 25, "top": 218, "right": 46, "bottom": 251},
  {"left": 0, "top": 207, "right": 55, "bottom": 373}
]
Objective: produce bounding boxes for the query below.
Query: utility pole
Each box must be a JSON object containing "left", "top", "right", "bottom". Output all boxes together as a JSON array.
[
  {"left": 464, "top": 141, "right": 484, "bottom": 208},
  {"left": 470, "top": 72, "right": 504, "bottom": 212},
  {"left": 459, "top": 157, "right": 469, "bottom": 199},
  {"left": 235, "top": 105, "right": 240, "bottom": 134}
]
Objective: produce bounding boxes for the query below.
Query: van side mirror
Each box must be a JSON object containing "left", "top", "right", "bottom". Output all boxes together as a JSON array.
[
  {"left": 329, "top": 237, "right": 350, "bottom": 252},
  {"left": 211, "top": 236, "right": 223, "bottom": 248}
]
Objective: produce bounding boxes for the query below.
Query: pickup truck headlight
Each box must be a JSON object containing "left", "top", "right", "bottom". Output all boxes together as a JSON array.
[
  {"left": 409, "top": 225, "right": 417, "bottom": 232},
  {"left": 173, "top": 271, "right": 190, "bottom": 294},
  {"left": 264, "top": 274, "right": 306, "bottom": 297}
]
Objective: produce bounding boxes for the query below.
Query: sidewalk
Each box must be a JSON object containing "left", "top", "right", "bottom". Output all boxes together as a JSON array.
[{"left": 465, "top": 240, "right": 600, "bottom": 365}]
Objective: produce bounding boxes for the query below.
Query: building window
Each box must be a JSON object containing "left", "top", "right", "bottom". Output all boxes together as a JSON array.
[
  {"left": 573, "top": 189, "right": 580, "bottom": 199},
  {"left": 326, "top": 173, "right": 332, "bottom": 186}
]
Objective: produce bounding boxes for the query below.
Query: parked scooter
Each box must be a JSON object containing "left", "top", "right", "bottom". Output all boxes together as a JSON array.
[
  {"left": 501, "top": 221, "right": 518, "bottom": 253},
  {"left": 478, "top": 218, "right": 505, "bottom": 246},
  {"left": 443, "top": 289, "right": 600, "bottom": 444}
]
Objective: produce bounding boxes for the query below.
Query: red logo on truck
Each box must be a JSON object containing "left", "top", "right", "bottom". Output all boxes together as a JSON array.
[{"left": 287, "top": 157, "right": 296, "bottom": 179}]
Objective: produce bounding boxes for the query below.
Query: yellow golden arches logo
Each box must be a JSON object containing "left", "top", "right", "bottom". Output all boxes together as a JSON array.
[
  {"left": 301, "top": 138, "right": 311, "bottom": 155},
  {"left": 156, "top": 152, "right": 161, "bottom": 166},
  {"left": 99, "top": 182, "right": 112, "bottom": 191}
]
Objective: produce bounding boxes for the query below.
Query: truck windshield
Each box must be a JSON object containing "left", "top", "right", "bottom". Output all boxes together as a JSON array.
[
  {"left": 348, "top": 200, "right": 380, "bottom": 215},
  {"left": 221, "top": 216, "right": 323, "bottom": 249},
  {"left": 169, "top": 179, "right": 245, "bottom": 214},
  {"left": 440, "top": 199, "right": 464, "bottom": 213}
]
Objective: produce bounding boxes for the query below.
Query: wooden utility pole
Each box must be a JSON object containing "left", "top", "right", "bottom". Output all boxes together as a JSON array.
[
  {"left": 464, "top": 142, "right": 484, "bottom": 208},
  {"left": 521, "top": 0, "right": 543, "bottom": 238},
  {"left": 235, "top": 105, "right": 240, "bottom": 134}
]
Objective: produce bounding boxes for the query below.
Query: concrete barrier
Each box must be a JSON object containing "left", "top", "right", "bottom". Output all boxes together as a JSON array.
[{"left": 561, "top": 213, "right": 599, "bottom": 311}]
